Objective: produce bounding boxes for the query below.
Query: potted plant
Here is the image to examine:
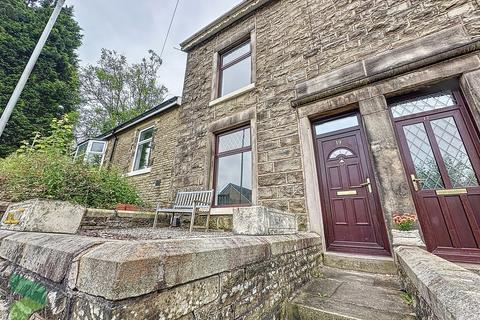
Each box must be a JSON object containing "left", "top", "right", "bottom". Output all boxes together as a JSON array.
[{"left": 393, "top": 213, "right": 417, "bottom": 231}]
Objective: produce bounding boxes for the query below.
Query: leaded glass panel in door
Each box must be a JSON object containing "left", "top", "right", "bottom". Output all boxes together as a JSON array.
[
  {"left": 431, "top": 117, "right": 479, "bottom": 188},
  {"left": 403, "top": 123, "right": 444, "bottom": 190}
]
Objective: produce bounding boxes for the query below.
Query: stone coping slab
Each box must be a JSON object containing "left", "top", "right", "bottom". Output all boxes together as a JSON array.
[
  {"left": 76, "top": 233, "right": 320, "bottom": 300},
  {"left": 395, "top": 246, "right": 480, "bottom": 320},
  {"left": 0, "top": 230, "right": 321, "bottom": 302},
  {"left": 0, "top": 232, "right": 104, "bottom": 283}
]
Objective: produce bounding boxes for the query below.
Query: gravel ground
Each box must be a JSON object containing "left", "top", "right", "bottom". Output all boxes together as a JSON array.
[{"left": 79, "top": 227, "right": 234, "bottom": 240}]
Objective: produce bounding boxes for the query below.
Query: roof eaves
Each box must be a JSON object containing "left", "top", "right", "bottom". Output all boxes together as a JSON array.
[
  {"left": 180, "top": 0, "right": 274, "bottom": 52},
  {"left": 95, "top": 96, "right": 181, "bottom": 140}
]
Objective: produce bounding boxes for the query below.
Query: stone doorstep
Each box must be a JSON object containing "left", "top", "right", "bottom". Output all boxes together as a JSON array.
[
  {"left": 0, "top": 231, "right": 319, "bottom": 301},
  {"left": 322, "top": 252, "right": 397, "bottom": 275},
  {"left": 395, "top": 246, "right": 480, "bottom": 320},
  {"left": 287, "top": 267, "right": 416, "bottom": 320}
]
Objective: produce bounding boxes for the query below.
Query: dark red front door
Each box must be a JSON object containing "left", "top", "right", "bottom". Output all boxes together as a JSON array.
[
  {"left": 391, "top": 90, "right": 480, "bottom": 263},
  {"left": 314, "top": 114, "right": 390, "bottom": 256}
]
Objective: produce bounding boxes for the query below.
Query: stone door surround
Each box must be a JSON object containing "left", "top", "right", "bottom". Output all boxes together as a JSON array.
[{"left": 296, "top": 50, "right": 480, "bottom": 252}]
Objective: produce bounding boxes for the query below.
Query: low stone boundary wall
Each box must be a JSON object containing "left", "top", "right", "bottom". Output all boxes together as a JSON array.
[
  {"left": 395, "top": 246, "right": 480, "bottom": 320},
  {"left": 80, "top": 208, "right": 163, "bottom": 230},
  {"left": 0, "top": 230, "right": 321, "bottom": 319},
  {"left": 83, "top": 209, "right": 233, "bottom": 231}
]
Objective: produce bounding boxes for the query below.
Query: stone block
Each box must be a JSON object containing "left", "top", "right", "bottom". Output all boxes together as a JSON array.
[
  {"left": 364, "top": 26, "right": 470, "bottom": 76},
  {"left": 391, "top": 230, "right": 426, "bottom": 248},
  {"left": 75, "top": 234, "right": 320, "bottom": 300},
  {"left": 396, "top": 246, "right": 480, "bottom": 320},
  {"left": 0, "top": 232, "right": 101, "bottom": 283},
  {"left": 2, "top": 199, "right": 86, "bottom": 234},
  {"left": 232, "top": 206, "right": 297, "bottom": 235}
]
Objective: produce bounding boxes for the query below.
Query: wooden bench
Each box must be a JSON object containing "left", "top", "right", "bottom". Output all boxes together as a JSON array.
[{"left": 153, "top": 190, "right": 214, "bottom": 232}]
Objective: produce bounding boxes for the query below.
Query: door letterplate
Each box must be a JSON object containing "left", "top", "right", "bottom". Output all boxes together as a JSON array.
[
  {"left": 436, "top": 189, "right": 468, "bottom": 196},
  {"left": 337, "top": 190, "right": 357, "bottom": 196}
]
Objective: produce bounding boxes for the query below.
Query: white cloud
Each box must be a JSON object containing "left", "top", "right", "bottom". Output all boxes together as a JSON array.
[{"left": 68, "top": 0, "right": 243, "bottom": 97}]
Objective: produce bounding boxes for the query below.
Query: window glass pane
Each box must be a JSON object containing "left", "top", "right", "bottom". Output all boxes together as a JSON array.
[
  {"left": 403, "top": 123, "right": 444, "bottom": 190},
  {"left": 315, "top": 115, "right": 359, "bottom": 136},
  {"left": 215, "top": 153, "right": 242, "bottom": 205},
  {"left": 431, "top": 117, "right": 479, "bottom": 188},
  {"left": 90, "top": 141, "right": 105, "bottom": 152},
  {"left": 241, "top": 151, "right": 252, "bottom": 204},
  {"left": 329, "top": 148, "right": 354, "bottom": 159},
  {"left": 139, "top": 128, "right": 154, "bottom": 141},
  {"left": 134, "top": 142, "right": 151, "bottom": 171},
  {"left": 222, "top": 41, "right": 250, "bottom": 66},
  {"left": 85, "top": 153, "right": 103, "bottom": 166},
  {"left": 218, "top": 127, "right": 250, "bottom": 153},
  {"left": 76, "top": 143, "right": 87, "bottom": 158},
  {"left": 221, "top": 55, "right": 251, "bottom": 96},
  {"left": 391, "top": 91, "right": 456, "bottom": 118},
  {"left": 215, "top": 151, "right": 252, "bottom": 206}
]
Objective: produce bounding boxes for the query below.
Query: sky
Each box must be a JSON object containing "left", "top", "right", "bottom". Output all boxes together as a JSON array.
[{"left": 68, "top": 0, "right": 243, "bottom": 97}]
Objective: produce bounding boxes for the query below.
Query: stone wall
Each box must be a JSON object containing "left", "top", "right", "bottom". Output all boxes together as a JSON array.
[
  {"left": 174, "top": 0, "right": 480, "bottom": 231},
  {"left": 395, "top": 246, "right": 480, "bottom": 320},
  {"left": 0, "top": 231, "right": 321, "bottom": 319},
  {"left": 79, "top": 209, "right": 165, "bottom": 230},
  {"left": 103, "top": 107, "right": 180, "bottom": 208}
]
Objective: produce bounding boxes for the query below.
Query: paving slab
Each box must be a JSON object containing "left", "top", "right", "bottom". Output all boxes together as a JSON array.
[{"left": 288, "top": 266, "right": 416, "bottom": 320}]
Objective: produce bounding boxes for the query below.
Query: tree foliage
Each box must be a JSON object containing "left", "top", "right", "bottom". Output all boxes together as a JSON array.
[
  {"left": 78, "top": 49, "right": 168, "bottom": 138},
  {"left": 0, "top": 0, "right": 82, "bottom": 158}
]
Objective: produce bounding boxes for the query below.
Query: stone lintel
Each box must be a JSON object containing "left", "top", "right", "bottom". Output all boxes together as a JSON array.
[
  {"left": 293, "top": 27, "right": 480, "bottom": 107},
  {"left": 75, "top": 233, "right": 321, "bottom": 300},
  {"left": 395, "top": 246, "right": 480, "bottom": 320}
]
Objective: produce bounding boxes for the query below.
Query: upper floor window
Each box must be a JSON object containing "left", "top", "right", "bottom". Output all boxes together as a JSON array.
[
  {"left": 132, "top": 127, "right": 154, "bottom": 172},
  {"left": 214, "top": 126, "right": 252, "bottom": 206},
  {"left": 75, "top": 140, "right": 107, "bottom": 166},
  {"left": 218, "top": 39, "right": 252, "bottom": 97}
]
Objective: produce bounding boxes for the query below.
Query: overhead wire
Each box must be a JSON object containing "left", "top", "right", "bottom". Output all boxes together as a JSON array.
[{"left": 160, "top": 0, "right": 181, "bottom": 60}]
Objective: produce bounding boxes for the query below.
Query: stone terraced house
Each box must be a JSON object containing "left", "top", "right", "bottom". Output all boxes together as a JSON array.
[
  {"left": 2, "top": 1, "right": 480, "bottom": 319},
  {"left": 75, "top": 96, "right": 181, "bottom": 206},
  {"left": 174, "top": 0, "right": 480, "bottom": 265}
]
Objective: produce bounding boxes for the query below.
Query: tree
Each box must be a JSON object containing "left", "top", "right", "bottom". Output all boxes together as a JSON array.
[
  {"left": 78, "top": 49, "right": 168, "bottom": 139},
  {"left": 0, "top": 0, "right": 82, "bottom": 158}
]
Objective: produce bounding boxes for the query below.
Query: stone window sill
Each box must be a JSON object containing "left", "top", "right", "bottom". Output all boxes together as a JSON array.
[
  {"left": 208, "top": 83, "right": 255, "bottom": 107},
  {"left": 126, "top": 167, "right": 152, "bottom": 177}
]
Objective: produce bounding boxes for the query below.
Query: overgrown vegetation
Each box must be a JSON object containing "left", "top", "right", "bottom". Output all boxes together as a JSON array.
[{"left": 0, "top": 114, "right": 142, "bottom": 209}]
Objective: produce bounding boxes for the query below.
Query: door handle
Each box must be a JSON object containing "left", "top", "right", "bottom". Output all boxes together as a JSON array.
[
  {"left": 410, "top": 174, "right": 424, "bottom": 191},
  {"left": 351, "top": 178, "right": 372, "bottom": 193}
]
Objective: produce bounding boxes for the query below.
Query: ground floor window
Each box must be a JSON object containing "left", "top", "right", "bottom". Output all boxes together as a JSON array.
[
  {"left": 75, "top": 140, "right": 107, "bottom": 166},
  {"left": 132, "top": 126, "right": 154, "bottom": 172},
  {"left": 214, "top": 126, "right": 252, "bottom": 206}
]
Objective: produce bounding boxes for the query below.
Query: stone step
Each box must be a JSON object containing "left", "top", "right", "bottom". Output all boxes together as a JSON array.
[
  {"left": 323, "top": 252, "right": 397, "bottom": 275},
  {"left": 286, "top": 267, "right": 416, "bottom": 320}
]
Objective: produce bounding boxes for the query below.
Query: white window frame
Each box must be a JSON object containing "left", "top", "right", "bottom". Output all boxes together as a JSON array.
[
  {"left": 131, "top": 126, "right": 154, "bottom": 174},
  {"left": 75, "top": 140, "right": 107, "bottom": 166}
]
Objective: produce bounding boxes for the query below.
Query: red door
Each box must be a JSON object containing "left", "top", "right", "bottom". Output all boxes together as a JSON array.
[
  {"left": 391, "top": 89, "right": 480, "bottom": 263},
  {"left": 314, "top": 114, "right": 390, "bottom": 256}
]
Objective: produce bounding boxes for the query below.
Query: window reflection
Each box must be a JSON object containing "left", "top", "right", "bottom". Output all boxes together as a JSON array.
[{"left": 215, "top": 127, "right": 252, "bottom": 206}]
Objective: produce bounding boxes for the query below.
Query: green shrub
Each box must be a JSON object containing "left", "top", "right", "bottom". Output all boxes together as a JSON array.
[{"left": 0, "top": 114, "right": 142, "bottom": 209}]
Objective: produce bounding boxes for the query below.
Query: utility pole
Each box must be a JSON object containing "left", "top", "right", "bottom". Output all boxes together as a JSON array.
[{"left": 0, "top": 0, "right": 66, "bottom": 138}]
